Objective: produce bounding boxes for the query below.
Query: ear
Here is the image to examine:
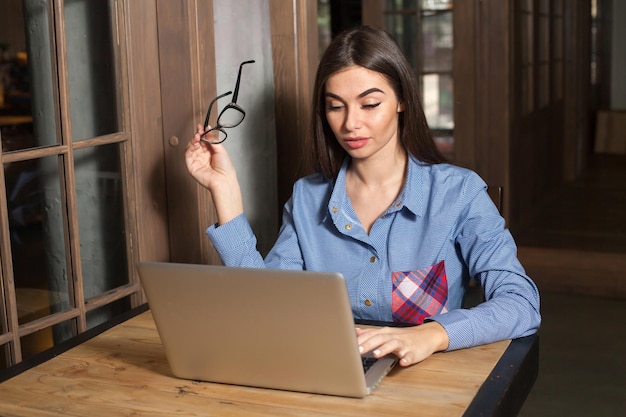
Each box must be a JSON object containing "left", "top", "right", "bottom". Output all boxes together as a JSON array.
[{"left": 397, "top": 102, "right": 405, "bottom": 113}]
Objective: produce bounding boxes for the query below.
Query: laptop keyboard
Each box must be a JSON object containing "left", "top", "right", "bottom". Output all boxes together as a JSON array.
[{"left": 362, "top": 356, "right": 378, "bottom": 372}]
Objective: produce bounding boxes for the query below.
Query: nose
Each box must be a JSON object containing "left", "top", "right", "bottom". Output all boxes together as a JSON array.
[{"left": 344, "top": 106, "right": 361, "bottom": 131}]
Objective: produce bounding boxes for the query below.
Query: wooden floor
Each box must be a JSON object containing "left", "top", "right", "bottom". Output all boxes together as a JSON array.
[
  {"left": 519, "top": 291, "right": 626, "bottom": 417},
  {"left": 514, "top": 153, "right": 626, "bottom": 299}
]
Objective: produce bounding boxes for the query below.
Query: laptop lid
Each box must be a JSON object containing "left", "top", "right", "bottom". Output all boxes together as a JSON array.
[{"left": 137, "top": 262, "right": 396, "bottom": 398}]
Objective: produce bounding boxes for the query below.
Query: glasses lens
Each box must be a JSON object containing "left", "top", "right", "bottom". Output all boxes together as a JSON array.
[
  {"left": 202, "top": 128, "right": 227, "bottom": 144},
  {"left": 217, "top": 106, "right": 245, "bottom": 128}
]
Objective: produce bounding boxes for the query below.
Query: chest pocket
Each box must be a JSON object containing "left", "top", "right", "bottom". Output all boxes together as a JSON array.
[{"left": 392, "top": 260, "right": 449, "bottom": 324}]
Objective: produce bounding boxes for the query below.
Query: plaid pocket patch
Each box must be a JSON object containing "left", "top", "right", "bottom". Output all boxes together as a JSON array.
[{"left": 392, "top": 260, "right": 448, "bottom": 324}]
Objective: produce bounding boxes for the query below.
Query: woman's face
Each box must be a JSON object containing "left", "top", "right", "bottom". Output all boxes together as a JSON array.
[{"left": 324, "top": 65, "right": 404, "bottom": 162}]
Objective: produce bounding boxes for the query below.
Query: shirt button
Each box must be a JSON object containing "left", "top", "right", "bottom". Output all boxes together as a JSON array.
[
  {"left": 369, "top": 256, "right": 376, "bottom": 263},
  {"left": 364, "top": 299, "right": 372, "bottom": 306},
  {"left": 332, "top": 206, "right": 338, "bottom": 213},
  {"left": 345, "top": 224, "right": 352, "bottom": 230},
  {"left": 395, "top": 201, "right": 402, "bottom": 207}
]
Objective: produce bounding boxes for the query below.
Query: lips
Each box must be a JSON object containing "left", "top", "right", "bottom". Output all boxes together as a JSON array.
[{"left": 344, "top": 137, "right": 369, "bottom": 149}]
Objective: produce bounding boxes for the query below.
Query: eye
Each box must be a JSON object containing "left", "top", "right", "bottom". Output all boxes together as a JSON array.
[
  {"left": 326, "top": 103, "right": 344, "bottom": 111},
  {"left": 363, "top": 103, "right": 381, "bottom": 109}
]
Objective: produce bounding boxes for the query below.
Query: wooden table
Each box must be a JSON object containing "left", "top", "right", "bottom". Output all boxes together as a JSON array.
[{"left": 0, "top": 306, "right": 538, "bottom": 417}]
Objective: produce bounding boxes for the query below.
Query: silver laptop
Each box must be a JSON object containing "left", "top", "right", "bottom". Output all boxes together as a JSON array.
[{"left": 137, "top": 262, "right": 397, "bottom": 398}]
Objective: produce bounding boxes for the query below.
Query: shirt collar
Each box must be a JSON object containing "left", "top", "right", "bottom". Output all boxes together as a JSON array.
[
  {"left": 327, "top": 155, "right": 426, "bottom": 219},
  {"left": 399, "top": 155, "right": 425, "bottom": 217}
]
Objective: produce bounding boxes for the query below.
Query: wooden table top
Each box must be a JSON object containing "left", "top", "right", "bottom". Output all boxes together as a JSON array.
[{"left": 0, "top": 310, "right": 519, "bottom": 417}]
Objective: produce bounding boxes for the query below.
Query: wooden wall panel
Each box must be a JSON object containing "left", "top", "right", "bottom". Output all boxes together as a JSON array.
[
  {"left": 454, "top": 0, "right": 511, "bottom": 221},
  {"left": 154, "top": 0, "right": 220, "bottom": 265},
  {"left": 155, "top": 0, "right": 198, "bottom": 264},
  {"left": 453, "top": 0, "right": 477, "bottom": 172},
  {"left": 269, "top": 0, "right": 318, "bottom": 210},
  {"left": 125, "top": 0, "right": 170, "bottom": 268},
  {"left": 186, "top": 1, "right": 221, "bottom": 265},
  {"left": 475, "top": 0, "right": 511, "bottom": 215},
  {"left": 125, "top": 0, "right": 219, "bottom": 267}
]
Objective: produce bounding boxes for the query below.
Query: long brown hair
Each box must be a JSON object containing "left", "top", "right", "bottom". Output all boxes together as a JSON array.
[{"left": 307, "top": 25, "right": 446, "bottom": 179}]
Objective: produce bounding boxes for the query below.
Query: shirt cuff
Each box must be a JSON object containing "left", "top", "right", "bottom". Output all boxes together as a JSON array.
[
  {"left": 426, "top": 309, "right": 475, "bottom": 351},
  {"left": 206, "top": 213, "right": 256, "bottom": 256}
]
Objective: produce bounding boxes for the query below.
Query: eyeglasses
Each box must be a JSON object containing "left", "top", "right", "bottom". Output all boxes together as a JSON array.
[{"left": 200, "top": 60, "right": 255, "bottom": 144}]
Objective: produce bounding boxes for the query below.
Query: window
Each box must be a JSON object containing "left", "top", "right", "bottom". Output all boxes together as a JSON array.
[
  {"left": 382, "top": 0, "right": 454, "bottom": 157},
  {"left": 0, "top": 0, "right": 139, "bottom": 369},
  {"left": 518, "top": 0, "right": 565, "bottom": 115}
]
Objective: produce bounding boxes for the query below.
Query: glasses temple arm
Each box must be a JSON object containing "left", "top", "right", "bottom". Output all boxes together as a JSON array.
[
  {"left": 231, "top": 60, "right": 255, "bottom": 103},
  {"left": 204, "top": 90, "right": 232, "bottom": 129}
]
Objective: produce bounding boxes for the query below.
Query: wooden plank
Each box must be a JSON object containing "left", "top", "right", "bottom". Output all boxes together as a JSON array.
[
  {"left": 155, "top": 0, "right": 201, "bottom": 265},
  {"left": 269, "top": 0, "right": 318, "bottom": 209},
  {"left": 125, "top": 0, "right": 170, "bottom": 264},
  {"left": 0, "top": 311, "right": 510, "bottom": 417},
  {"left": 186, "top": 0, "right": 221, "bottom": 266}
]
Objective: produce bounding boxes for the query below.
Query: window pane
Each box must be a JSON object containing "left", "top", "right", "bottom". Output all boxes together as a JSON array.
[
  {"left": 421, "top": 10, "right": 453, "bottom": 72},
  {"left": 75, "top": 144, "right": 128, "bottom": 300},
  {"left": 522, "top": 67, "right": 534, "bottom": 114},
  {"left": 521, "top": 0, "right": 534, "bottom": 12},
  {"left": 386, "top": 0, "right": 417, "bottom": 12},
  {"left": 65, "top": 0, "right": 119, "bottom": 141},
  {"left": 539, "top": 15, "right": 550, "bottom": 63},
  {"left": 1, "top": 0, "right": 60, "bottom": 151},
  {"left": 0, "top": 344, "right": 9, "bottom": 370},
  {"left": 421, "top": 73, "right": 453, "bottom": 130},
  {"left": 5, "top": 156, "right": 71, "bottom": 326},
  {"left": 20, "top": 320, "right": 73, "bottom": 361},
  {"left": 86, "top": 296, "right": 131, "bottom": 330},
  {"left": 420, "top": 0, "right": 452, "bottom": 10},
  {"left": 317, "top": 0, "right": 332, "bottom": 57},
  {"left": 384, "top": 0, "right": 418, "bottom": 69},
  {"left": 522, "top": 13, "right": 534, "bottom": 65},
  {"left": 539, "top": 63, "right": 550, "bottom": 108}
]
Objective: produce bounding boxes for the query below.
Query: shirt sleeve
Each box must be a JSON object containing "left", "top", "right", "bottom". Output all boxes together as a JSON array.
[
  {"left": 206, "top": 196, "right": 305, "bottom": 270},
  {"left": 428, "top": 270, "right": 540, "bottom": 350},
  {"left": 427, "top": 176, "right": 541, "bottom": 351},
  {"left": 206, "top": 214, "right": 266, "bottom": 268}
]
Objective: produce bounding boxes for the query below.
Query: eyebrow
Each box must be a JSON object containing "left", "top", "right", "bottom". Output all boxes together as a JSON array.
[{"left": 325, "top": 87, "right": 385, "bottom": 100}]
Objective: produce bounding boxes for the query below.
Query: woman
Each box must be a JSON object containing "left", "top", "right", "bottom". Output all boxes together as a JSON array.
[{"left": 185, "top": 25, "right": 540, "bottom": 367}]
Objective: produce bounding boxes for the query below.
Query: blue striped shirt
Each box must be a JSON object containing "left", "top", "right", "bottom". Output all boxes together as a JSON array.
[{"left": 207, "top": 156, "right": 541, "bottom": 350}]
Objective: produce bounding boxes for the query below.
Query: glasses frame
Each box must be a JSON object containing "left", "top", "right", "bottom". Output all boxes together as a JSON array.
[{"left": 200, "top": 60, "right": 255, "bottom": 144}]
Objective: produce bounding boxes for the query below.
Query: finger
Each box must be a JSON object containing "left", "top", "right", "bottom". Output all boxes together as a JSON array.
[
  {"left": 397, "top": 352, "right": 416, "bottom": 367},
  {"left": 355, "top": 327, "right": 374, "bottom": 336},
  {"left": 186, "top": 137, "right": 206, "bottom": 156},
  {"left": 371, "top": 338, "right": 403, "bottom": 359},
  {"left": 357, "top": 328, "right": 395, "bottom": 355}
]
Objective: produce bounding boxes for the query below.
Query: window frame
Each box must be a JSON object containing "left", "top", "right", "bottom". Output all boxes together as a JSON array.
[{"left": 0, "top": 0, "right": 142, "bottom": 369}]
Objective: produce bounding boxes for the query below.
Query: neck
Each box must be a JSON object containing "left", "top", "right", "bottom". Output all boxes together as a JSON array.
[{"left": 347, "top": 149, "right": 408, "bottom": 189}]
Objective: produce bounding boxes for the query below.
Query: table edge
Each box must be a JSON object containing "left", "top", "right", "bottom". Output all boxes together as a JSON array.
[
  {"left": 0, "top": 303, "right": 149, "bottom": 383},
  {"left": 462, "top": 334, "right": 539, "bottom": 417}
]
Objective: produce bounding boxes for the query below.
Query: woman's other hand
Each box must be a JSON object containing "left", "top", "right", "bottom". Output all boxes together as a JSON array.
[{"left": 356, "top": 321, "right": 450, "bottom": 366}]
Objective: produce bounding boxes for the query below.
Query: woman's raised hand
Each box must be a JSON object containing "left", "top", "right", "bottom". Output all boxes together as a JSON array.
[{"left": 185, "top": 124, "right": 244, "bottom": 225}]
